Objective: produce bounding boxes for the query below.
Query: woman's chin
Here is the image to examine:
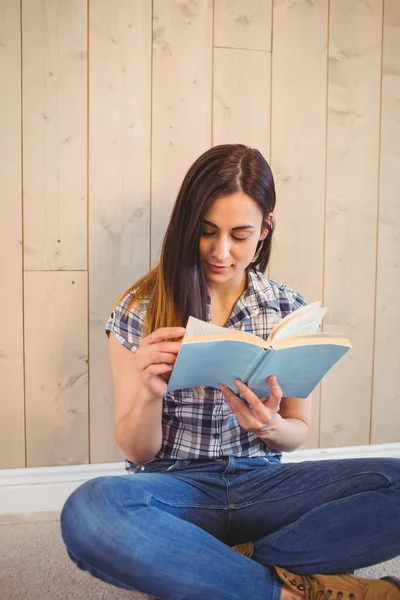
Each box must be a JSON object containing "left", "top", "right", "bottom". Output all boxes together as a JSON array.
[{"left": 205, "top": 267, "right": 230, "bottom": 279}]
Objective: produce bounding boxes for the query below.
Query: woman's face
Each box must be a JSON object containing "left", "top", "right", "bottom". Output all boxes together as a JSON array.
[{"left": 199, "top": 192, "right": 270, "bottom": 288}]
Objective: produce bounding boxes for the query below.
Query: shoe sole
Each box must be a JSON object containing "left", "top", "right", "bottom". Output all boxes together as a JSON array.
[{"left": 381, "top": 576, "right": 400, "bottom": 591}]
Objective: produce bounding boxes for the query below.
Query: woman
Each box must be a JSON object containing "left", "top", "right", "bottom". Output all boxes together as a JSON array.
[{"left": 61, "top": 144, "right": 400, "bottom": 599}]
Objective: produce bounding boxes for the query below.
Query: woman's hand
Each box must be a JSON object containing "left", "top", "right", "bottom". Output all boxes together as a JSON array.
[
  {"left": 134, "top": 327, "right": 185, "bottom": 401},
  {"left": 220, "top": 375, "right": 282, "bottom": 434}
]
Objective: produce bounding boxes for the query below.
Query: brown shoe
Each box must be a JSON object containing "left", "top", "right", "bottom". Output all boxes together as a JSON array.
[
  {"left": 272, "top": 565, "right": 400, "bottom": 599},
  {"left": 231, "top": 541, "right": 254, "bottom": 558}
]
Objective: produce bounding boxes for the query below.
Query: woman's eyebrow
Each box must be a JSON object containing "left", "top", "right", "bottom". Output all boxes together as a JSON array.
[{"left": 203, "top": 219, "right": 255, "bottom": 231}]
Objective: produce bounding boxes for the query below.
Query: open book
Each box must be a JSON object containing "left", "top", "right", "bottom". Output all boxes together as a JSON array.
[{"left": 167, "top": 302, "right": 351, "bottom": 399}]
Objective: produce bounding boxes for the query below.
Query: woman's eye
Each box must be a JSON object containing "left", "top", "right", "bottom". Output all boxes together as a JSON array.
[{"left": 201, "top": 231, "right": 248, "bottom": 242}]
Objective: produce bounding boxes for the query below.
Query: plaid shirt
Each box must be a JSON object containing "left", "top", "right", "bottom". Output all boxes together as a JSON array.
[{"left": 105, "top": 268, "right": 307, "bottom": 467}]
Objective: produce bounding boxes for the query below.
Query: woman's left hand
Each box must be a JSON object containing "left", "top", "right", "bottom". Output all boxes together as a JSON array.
[{"left": 220, "top": 375, "right": 282, "bottom": 434}]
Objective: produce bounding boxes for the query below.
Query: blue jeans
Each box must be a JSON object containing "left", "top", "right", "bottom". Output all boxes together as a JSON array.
[{"left": 60, "top": 456, "right": 400, "bottom": 600}]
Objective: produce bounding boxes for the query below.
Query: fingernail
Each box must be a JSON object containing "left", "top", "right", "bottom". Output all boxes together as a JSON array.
[{"left": 234, "top": 379, "right": 242, "bottom": 385}]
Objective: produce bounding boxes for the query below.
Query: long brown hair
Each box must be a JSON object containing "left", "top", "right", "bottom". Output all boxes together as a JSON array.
[{"left": 118, "top": 144, "right": 276, "bottom": 334}]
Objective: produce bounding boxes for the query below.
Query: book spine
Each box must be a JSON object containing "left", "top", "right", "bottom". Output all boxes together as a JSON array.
[
  {"left": 246, "top": 347, "right": 274, "bottom": 387},
  {"left": 242, "top": 348, "right": 271, "bottom": 385}
]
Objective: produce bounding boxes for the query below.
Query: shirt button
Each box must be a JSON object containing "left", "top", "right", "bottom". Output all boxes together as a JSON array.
[{"left": 213, "top": 433, "right": 220, "bottom": 439}]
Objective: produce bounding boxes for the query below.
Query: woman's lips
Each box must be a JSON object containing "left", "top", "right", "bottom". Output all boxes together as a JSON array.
[{"left": 206, "top": 263, "right": 230, "bottom": 273}]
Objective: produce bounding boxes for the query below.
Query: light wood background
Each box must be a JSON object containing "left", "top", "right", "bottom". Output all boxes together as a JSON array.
[{"left": 1, "top": 0, "right": 399, "bottom": 469}]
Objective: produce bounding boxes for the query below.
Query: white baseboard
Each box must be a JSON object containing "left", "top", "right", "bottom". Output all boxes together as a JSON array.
[{"left": 1, "top": 443, "right": 399, "bottom": 518}]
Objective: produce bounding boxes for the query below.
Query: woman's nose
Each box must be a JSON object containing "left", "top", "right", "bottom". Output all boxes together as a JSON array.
[{"left": 211, "top": 237, "right": 230, "bottom": 262}]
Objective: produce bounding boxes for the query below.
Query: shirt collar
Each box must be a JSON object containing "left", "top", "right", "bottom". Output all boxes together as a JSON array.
[
  {"left": 206, "top": 268, "right": 281, "bottom": 325},
  {"left": 205, "top": 268, "right": 281, "bottom": 324},
  {"left": 236, "top": 268, "right": 281, "bottom": 317}
]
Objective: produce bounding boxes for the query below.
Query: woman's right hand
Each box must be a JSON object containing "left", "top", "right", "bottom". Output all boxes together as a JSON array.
[{"left": 134, "top": 327, "right": 186, "bottom": 401}]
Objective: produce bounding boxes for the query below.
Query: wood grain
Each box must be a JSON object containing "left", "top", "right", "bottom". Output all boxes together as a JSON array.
[
  {"left": 213, "top": 47, "right": 271, "bottom": 159},
  {"left": 89, "top": 0, "right": 152, "bottom": 463},
  {"left": 24, "top": 272, "right": 88, "bottom": 467},
  {"left": 371, "top": 0, "right": 400, "bottom": 443},
  {"left": 320, "top": 0, "right": 383, "bottom": 447},
  {"left": 22, "top": 0, "right": 87, "bottom": 271},
  {"left": 269, "top": 0, "right": 329, "bottom": 448},
  {"left": 0, "top": 0, "right": 25, "bottom": 468},
  {"left": 214, "top": 0, "right": 272, "bottom": 51},
  {"left": 151, "top": 0, "right": 213, "bottom": 263}
]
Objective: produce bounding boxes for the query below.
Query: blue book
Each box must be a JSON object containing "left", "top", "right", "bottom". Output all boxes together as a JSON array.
[{"left": 167, "top": 302, "right": 351, "bottom": 398}]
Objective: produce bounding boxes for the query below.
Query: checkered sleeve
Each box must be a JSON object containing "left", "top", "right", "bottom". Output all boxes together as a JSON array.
[
  {"left": 105, "top": 291, "right": 146, "bottom": 352},
  {"left": 288, "top": 287, "right": 308, "bottom": 311}
]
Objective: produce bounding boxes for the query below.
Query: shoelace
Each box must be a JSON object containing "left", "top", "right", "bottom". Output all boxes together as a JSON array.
[{"left": 302, "top": 575, "right": 357, "bottom": 600}]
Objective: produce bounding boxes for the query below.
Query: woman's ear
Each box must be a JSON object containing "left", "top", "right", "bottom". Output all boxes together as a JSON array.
[{"left": 259, "top": 212, "right": 274, "bottom": 241}]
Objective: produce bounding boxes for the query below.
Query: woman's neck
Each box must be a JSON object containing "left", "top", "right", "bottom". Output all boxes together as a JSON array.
[{"left": 208, "top": 271, "right": 247, "bottom": 307}]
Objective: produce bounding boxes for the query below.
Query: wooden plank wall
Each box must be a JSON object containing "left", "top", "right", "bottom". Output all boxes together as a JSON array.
[
  {"left": 0, "top": 0, "right": 25, "bottom": 469},
  {"left": 151, "top": 0, "right": 213, "bottom": 263},
  {"left": 89, "top": 0, "right": 152, "bottom": 463},
  {"left": 22, "top": 0, "right": 88, "bottom": 467},
  {"left": 269, "top": 0, "right": 328, "bottom": 449},
  {"left": 371, "top": 0, "right": 400, "bottom": 444},
  {"left": 213, "top": 0, "right": 272, "bottom": 158},
  {"left": 321, "top": 0, "right": 383, "bottom": 447},
  {"left": 0, "top": 0, "right": 399, "bottom": 469}
]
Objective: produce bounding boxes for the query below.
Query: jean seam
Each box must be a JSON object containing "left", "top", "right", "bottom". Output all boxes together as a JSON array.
[
  {"left": 166, "top": 462, "right": 178, "bottom": 472},
  {"left": 222, "top": 475, "right": 234, "bottom": 540},
  {"left": 151, "top": 496, "right": 229, "bottom": 510},
  {"left": 376, "top": 470, "right": 399, "bottom": 487},
  {"left": 228, "top": 469, "right": 396, "bottom": 509}
]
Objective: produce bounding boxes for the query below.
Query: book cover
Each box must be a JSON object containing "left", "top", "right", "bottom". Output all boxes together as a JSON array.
[{"left": 167, "top": 305, "right": 351, "bottom": 399}]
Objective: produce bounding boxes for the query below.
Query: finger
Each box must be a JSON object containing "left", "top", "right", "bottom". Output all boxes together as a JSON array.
[
  {"left": 267, "top": 375, "right": 283, "bottom": 404},
  {"left": 139, "top": 341, "right": 183, "bottom": 355},
  {"left": 261, "top": 396, "right": 281, "bottom": 414},
  {"left": 233, "top": 379, "right": 265, "bottom": 411},
  {"left": 220, "top": 385, "right": 264, "bottom": 431},
  {"left": 142, "top": 351, "right": 178, "bottom": 369},
  {"left": 146, "top": 363, "right": 174, "bottom": 377},
  {"left": 141, "top": 327, "right": 186, "bottom": 346},
  {"left": 219, "top": 385, "right": 253, "bottom": 420},
  {"left": 233, "top": 379, "right": 281, "bottom": 427}
]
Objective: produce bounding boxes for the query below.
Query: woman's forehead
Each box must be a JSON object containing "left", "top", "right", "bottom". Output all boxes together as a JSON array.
[{"left": 204, "top": 193, "right": 263, "bottom": 225}]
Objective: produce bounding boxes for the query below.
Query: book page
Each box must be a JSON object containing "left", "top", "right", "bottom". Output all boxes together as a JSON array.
[
  {"left": 185, "top": 316, "right": 228, "bottom": 337},
  {"left": 266, "top": 301, "right": 322, "bottom": 343},
  {"left": 184, "top": 316, "right": 265, "bottom": 346},
  {"left": 270, "top": 308, "right": 328, "bottom": 342},
  {"left": 271, "top": 333, "right": 351, "bottom": 350}
]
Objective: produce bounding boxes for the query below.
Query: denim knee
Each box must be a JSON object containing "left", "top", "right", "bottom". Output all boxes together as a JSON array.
[
  {"left": 61, "top": 475, "right": 152, "bottom": 555},
  {"left": 61, "top": 476, "right": 116, "bottom": 556}
]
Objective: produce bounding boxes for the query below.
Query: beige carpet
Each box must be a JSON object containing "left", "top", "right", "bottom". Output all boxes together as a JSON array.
[{"left": 1, "top": 518, "right": 399, "bottom": 600}]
